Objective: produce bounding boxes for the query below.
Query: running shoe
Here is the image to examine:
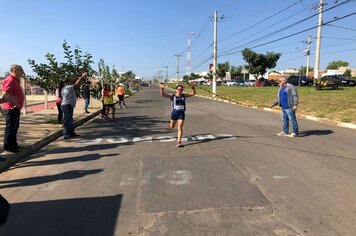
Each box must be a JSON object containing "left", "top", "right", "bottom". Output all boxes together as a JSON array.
[
  {"left": 277, "top": 131, "right": 289, "bottom": 136},
  {"left": 176, "top": 141, "right": 183, "bottom": 147}
]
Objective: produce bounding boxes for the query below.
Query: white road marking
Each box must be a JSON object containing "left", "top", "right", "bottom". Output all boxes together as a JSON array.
[
  {"left": 133, "top": 137, "right": 153, "bottom": 143},
  {"left": 120, "top": 175, "right": 139, "bottom": 186},
  {"left": 273, "top": 175, "right": 289, "bottom": 179},
  {"left": 156, "top": 136, "right": 176, "bottom": 142},
  {"left": 80, "top": 134, "right": 238, "bottom": 144},
  {"left": 196, "top": 135, "right": 215, "bottom": 140},
  {"left": 79, "top": 138, "right": 102, "bottom": 144},
  {"left": 107, "top": 138, "right": 129, "bottom": 144},
  {"left": 165, "top": 170, "right": 192, "bottom": 185}
]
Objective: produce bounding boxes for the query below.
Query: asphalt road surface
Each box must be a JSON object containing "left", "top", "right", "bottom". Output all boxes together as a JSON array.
[{"left": 1, "top": 86, "right": 355, "bottom": 236}]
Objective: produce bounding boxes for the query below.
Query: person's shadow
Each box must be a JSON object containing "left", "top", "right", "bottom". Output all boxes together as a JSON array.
[{"left": 299, "top": 130, "right": 334, "bottom": 137}]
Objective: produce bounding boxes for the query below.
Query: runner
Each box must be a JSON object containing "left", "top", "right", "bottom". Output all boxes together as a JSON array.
[{"left": 160, "top": 82, "right": 196, "bottom": 147}]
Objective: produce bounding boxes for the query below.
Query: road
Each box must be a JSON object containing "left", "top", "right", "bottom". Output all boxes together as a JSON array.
[{"left": 1, "top": 86, "right": 355, "bottom": 236}]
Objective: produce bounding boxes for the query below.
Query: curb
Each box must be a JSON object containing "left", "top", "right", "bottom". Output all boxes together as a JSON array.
[
  {"left": 195, "top": 94, "right": 356, "bottom": 130},
  {"left": 0, "top": 89, "right": 141, "bottom": 173}
]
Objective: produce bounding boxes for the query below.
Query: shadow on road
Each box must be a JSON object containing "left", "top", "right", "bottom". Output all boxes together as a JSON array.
[
  {"left": 299, "top": 130, "right": 334, "bottom": 137},
  {"left": 1, "top": 194, "right": 122, "bottom": 236},
  {"left": 82, "top": 115, "right": 172, "bottom": 139},
  {"left": 0, "top": 169, "right": 103, "bottom": 189},
  {"left": 11, "top": 153, "right": 117, "bottom": 170}
]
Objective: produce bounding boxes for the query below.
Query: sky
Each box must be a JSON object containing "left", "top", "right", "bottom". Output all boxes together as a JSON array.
[{"left": 1, "top": 0, "right": 356, "bottom": 80}]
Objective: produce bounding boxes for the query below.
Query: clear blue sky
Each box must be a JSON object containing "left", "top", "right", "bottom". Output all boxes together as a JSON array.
[{"left": 1, "top": 0, "right": 356, "bottom": 79}]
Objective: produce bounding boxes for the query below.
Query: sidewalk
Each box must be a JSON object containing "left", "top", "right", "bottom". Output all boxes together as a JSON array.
[{"left": 0, "top": 98, "right": 103, "bottom": 172}]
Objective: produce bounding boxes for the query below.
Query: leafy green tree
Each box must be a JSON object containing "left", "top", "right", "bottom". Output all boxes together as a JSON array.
[
  {"left": 326, "top": 60, "right": 349, "bottom": 70},
  {"left": 343, "top": 69, "right": 352, "bottom": 78},
  {"left": 230, "top": 65, "right": 243, "bottom": 80},
  {"left": 242, "top": 48, "right": 281, "bottom": 79},
  {"left": 216, "top": 62, "right": 230, "bottom": 80},
  {"left": 28, "top": 40, "right": 95, "bottom": 94},
  {"left": 120, "top": 71, "right": 136, "bottom": 86}
]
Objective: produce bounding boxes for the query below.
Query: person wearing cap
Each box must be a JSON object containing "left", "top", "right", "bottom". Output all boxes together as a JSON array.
[
  {"left": 160, "top": 82, "right": 196, "bottom": 147},
  {"left": 270, "top": 76, "right": 299, "bottom": 137},
  {"left": 117, "top": 83, "right": 126, "bottom": 108},
  {"left": 0, "top": 65, "right": 25, "bottom": 153}
]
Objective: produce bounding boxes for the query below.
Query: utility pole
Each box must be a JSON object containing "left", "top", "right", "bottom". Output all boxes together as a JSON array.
[
  {"left": 212, "top": 11, "right": 218, "bottom": 97},
  {"left": 163, "top": 66, "right": 168, "bottom": 82},
  {"left": 174, "top": 54, "right": 182, "bottom": 82},
  {"left": 304, "top": 34, "right": 312, "bottom": 77},
  {"left": 314, "top": 0, "right": 324, "bottom": 79}
]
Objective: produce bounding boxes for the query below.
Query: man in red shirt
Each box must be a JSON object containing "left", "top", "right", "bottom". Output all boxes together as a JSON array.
[{"left": 0, "top": 64, "right": 25, "bottom": 153}]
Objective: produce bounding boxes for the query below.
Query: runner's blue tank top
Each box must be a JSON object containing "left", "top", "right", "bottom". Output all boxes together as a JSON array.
[{"left": 170, "top": 94, "right": 186, "bottom": 111}]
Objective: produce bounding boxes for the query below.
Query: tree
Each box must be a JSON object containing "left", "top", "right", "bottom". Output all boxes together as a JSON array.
[
  {"left": 343, "top": 69, "right": 352, "bottom": 78},
  {"left": 216, "top": 62, "right": 230, "bottom": 80},
  {"left": 299, "top": 66, "right": 314, "bottom": 76},
  {"left": 241, "top": 48, "right": 281, "bottom": 79},
  {"left": 120, "top": 71, "right": 136, "bottom": 85},
  {"left": 326, "top": 60, "right": 349, "bottom": 70},
  {"left": 230, "top": 66, "right": 243, "bottom": 80},
  {"left": 28, "top": 40, "right": 95, "bottom": 93}
]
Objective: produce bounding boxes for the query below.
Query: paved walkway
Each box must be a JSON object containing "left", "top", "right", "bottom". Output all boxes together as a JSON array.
[{"left": 0, "top": 98, "right": 103, "bottom": 172}]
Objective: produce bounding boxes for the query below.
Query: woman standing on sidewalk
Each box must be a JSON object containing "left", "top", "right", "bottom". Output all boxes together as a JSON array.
[
  {"left": 160, "top": 83, "right": 196, "bottom": 147},
  {"left": 55, "top": 81, "right": 64, "bottom": 126}
]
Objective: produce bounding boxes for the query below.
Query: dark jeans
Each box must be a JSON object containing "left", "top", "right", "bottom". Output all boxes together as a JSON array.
[
  {"left": 56, "top": 102, "right": 63, "bottom": 124},
  {"left": 84, "top": 97, "right": 90, "bottom": 112},
  {"left": 61, "top": 104, "right": 75, "bottom": 138},
  {"left": 3, "top": 108, "right": 21, "bottom": 151}
]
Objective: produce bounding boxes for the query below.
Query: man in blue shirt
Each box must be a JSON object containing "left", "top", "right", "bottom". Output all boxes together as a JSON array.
[{"left": 270, "top": 77, "right": 299, "bottom": 137}]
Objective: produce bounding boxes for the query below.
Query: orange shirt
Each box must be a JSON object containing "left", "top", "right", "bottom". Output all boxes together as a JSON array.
[{"left": 117, "top": 86, "right": 124, "bottom": 96}]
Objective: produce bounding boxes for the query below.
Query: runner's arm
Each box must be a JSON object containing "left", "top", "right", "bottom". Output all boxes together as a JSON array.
[
  {"left": 185, "top": 83, "right": 196, "bottom": 97},
  {"left": 160, "top": 83, "right": 171, "bottom": 98}
]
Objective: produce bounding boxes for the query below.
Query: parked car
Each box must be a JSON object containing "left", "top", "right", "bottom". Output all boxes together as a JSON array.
[
  {"left": 226, "top": 81, "right": 237, "bottom": 86},
  {"left": 287, "top": 76, "right": 313, "bottom": 86},
  {"left": 314, "top": 75, "right": 342, "bottom": 90},
  {"left": 334, "top": 75, "right": 355, "bottom": 87},
  {"left": 235, "top": 80, "right": 246, "bottom": 86},
  {"left": 248, "top": 80, "right": 256, "bottom": 86}
]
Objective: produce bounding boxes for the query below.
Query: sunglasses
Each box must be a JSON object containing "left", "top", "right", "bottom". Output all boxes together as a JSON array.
[{"left": 177, "top": 88, "right": 183, "bottom": 91}]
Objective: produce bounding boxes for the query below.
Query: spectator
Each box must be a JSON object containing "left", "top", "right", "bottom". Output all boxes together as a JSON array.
[
  {"left": 81, "top": 81, "right": 91, "bottom": 114},
  {"left": 0, "top": 65, "right": 25, "bottom": 153},
  {"left": 103, "top": 85, "right": 115, "bottom": 120},
  {"left": 117, "top": 83, "right": 126, "bottom": 108},
  {"left": 55, "top": 81, "right": 65, "bottom": 126},
  {"left": 61, "top": 72, "right": 88, "bottom": 139},
  {"left": 270, "top": 76, "right": 299, "bottom": 137}
]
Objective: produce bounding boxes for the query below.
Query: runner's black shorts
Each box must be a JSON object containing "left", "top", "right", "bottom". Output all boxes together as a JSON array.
[{"left": 171, "top": 110, "right": 185, "bottom": 121}]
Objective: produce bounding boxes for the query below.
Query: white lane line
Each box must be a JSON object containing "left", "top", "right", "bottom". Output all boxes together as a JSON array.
[
  {"left": 79, "top": 138, "right": 102, "bottom": 144},
  {"left": 273, "top": 175, "right": 289, "bottom": 179},
  {"left": 107, "top": 138, "right": 129, "bottom": 144}
]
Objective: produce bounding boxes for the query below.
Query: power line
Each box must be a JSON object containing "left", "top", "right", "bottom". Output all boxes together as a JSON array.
[
  {"left": 219, "top": 0, "right": 305, "bottom": 43},
  {"left": 219, "top": 0, "right": 355, "bottom": 56},
  {"left": 218, "top": 11, "right": 356, "bottom": 58},
  {"left": 326, "top": 23, "right": 356, "bottom": 31}
]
